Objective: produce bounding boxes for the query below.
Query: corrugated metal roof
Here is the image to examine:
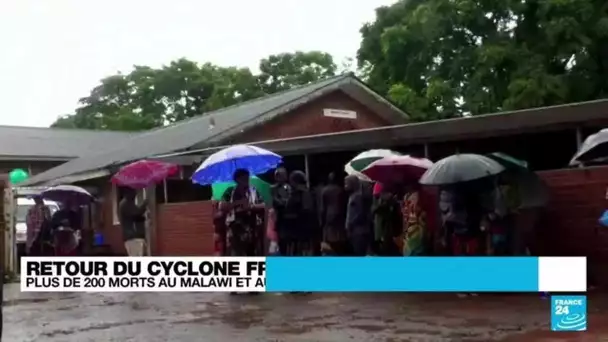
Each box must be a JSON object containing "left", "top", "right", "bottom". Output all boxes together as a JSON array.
[
  {"left": 22, "top": 74, "right": 408, "bottom": 186},
  {"left": 146, "top": 98, "right": 608, "bottom": 159},
  {"left": 0, "top": 126, "right": 135, "bottom": 159}
]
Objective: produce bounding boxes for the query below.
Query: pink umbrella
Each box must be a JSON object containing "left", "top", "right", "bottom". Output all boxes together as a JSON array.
[
  {"left": 111, "top": 160, "right": 179, "bottom": 189},
  {"left": 361, "top": 155, "right": 433, "bottom": 184}
]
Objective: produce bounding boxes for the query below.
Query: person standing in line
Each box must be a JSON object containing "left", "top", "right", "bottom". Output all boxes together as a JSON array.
[
  {"left": 402, "top": 183, "right": 432, "bottom": 256},
  {"left": 487, "top": 175, "right": 520, "bottom": 256},
  {"left": 372, "top": 183, "right": 402, "bottom": 256},
  {"left": 25, "top": 195, "right": 52, "bottom": 256},
  {"left": 344, "top": 175, "right": 373, "bottom": 256},
  {"left": 284, "top": 170, "right": 317, "bottom": 257},
  {"left": 220, "top": 169, "right": 265, "bottom": 258},
  {"left": 51, "top": 200, "right": 83, "bottom": 256},
  {"left": 440, "top": 186, "right": 484, "bottom": 298},
  {"left": 271, "top": 167, "right": 291, "bottom": 255},
  {"left": 118, "top": 188, "right": 148, "bottom": 256},
  {"left": 212, "top": 200, "right": 227, "bottom": 256},
  {"left": 319, "top": 172, "right": 348, "bottom": 256}
]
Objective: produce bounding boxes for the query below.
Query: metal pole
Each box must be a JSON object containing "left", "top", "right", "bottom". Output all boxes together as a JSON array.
[
  {"left": 423, "top": 144, "right": 429, "bottom": 159},
  {"left": 576, "top": 128, "right": 584, "bottom": 168},
  {"left": 163, "top": 180, "right": 168, "bottom": 203},
  {"left": 304, "top": 154, "right": 311, "bottom": 187},
  {"left": 575, "top": 127, "right": 583, "bottom": 149}
]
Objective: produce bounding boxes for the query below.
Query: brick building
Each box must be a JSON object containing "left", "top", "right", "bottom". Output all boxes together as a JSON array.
[
  {"left": 21, "top": 73, "right": 409, "bottom": 256},
  {"left": 17, "top": 75, "right": 608, "bottom": 285}
]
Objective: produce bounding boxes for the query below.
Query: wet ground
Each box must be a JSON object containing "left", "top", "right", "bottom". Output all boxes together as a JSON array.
[{"left": 3, "top": 284, "right": 608, "bottom": 342}]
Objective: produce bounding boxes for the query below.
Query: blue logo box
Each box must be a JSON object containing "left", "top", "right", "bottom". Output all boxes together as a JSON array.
[{"left": 551, "top": 295, "right": 587, "bottom": 331}]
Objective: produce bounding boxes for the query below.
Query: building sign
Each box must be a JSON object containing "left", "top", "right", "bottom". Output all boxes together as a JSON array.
[{"left": 323, "top": 108, "right": 357, "bottom": 119}]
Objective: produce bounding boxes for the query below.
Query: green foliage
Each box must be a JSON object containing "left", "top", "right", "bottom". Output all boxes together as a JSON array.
[
  {"left": 358, "top": 0, "right": 608, "bottom": 121},
  {"left": 258, "top": 51, "right": 337, "bottom": 93},
  {"left": 52, "top": 51, "right": 337, "bottom": 131}
]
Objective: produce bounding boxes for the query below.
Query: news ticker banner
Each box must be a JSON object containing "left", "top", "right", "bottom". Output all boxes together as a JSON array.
[{"left": 21, "top": 256, "right": 586, "bottom": 293}]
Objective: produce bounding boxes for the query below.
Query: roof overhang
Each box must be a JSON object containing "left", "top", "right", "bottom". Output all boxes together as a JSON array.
[
  {"left": 160, "top": 98, "right": 608, "bottom": 157},
  {"left": 36, "top": 169, "right": 111, "bottom": 187},
  {"left": 19, "top": 98, "right": 608, "bottom": 187},
  {"left": 0, "top": 155, "right": 74, "bottom": 162}
]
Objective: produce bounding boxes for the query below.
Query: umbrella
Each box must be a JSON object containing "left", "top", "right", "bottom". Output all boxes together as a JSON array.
[
  {"left": 361, "top": 155, "right": 433, "bottom": 184},
  {"left": 487, "top": 152, "right": 528, "bottom": 169},
  {"left": 345, "top": 149, "right": 400, "bottom": 181},
  {"left": 41, "top": 185, "right": 93, "bottom": 204},
  {"left": 211, "top": 176, "right": 272, "bottom": 204},
  {"left": 111, "top": 160, "right": 179, "bottom": 189},
  {"left": 570, "top": 128, "right": 608, "bottom": 165},
  {"left": 420, "top": 154, "right": 505, "bottom": 185},
  {"left": 487, "top": 152, "right": 548, "bottom": 208},
  {"left": 192, "top": 144, "right": 282, "bottom": 185}
]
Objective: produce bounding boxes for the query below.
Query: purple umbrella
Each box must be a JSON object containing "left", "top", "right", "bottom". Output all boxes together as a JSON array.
[{"left": 41, "top": 185, "right": 93, "bottom": 204}]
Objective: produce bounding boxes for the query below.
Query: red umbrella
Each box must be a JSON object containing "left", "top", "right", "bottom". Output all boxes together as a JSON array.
[
  {"left": 111, "top": 160, "right": 179, "bottom": 189},
  {"left": 361, "top": 155, "right": 433, "bottom": 184}
]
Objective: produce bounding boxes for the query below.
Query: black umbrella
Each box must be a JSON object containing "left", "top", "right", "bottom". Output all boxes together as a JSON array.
[
  {"left": 570, "top": 128, "right": 608, "bottom": 165},
  {"left": 420, "top": 154, "right": 505, "bottom": 185}
]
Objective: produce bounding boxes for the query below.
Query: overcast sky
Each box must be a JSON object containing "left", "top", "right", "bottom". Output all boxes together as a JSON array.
[{"left": 0, "top": 0, "right": 395, "bottom": 128}]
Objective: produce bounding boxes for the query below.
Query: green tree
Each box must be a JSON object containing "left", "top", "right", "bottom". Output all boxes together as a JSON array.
[
  {"left": 257, "top": 51, "right": 337, "bottom": 93},
  {"left": 52, "top": 51, "right": 337, "bottom": 131},
  {"left": 358, "top": 0, "right": 608, "bottom": 121}
]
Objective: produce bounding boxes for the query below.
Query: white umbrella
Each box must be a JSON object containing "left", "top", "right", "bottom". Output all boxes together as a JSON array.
[
  {"left": 344, "top": 149, "right": 400, "bottom": 181},
  {"left": 41, "top": 185, "right": 93, "bottom": 204}
]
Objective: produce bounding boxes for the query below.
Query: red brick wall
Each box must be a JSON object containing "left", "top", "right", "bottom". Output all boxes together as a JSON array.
[
  {"left": 233, "top": 91, "right": 396, "bottom": 142},
  {"left": 537, "top": 166, "right": 608, "bottom": 286},
  {"left": 156, "top": 201, "right": 214, "bottom": 256}
]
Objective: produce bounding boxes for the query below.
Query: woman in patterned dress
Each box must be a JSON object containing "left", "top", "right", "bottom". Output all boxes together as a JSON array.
[
  {"left": 402, "top": 184, "right": 430, "bottom": 256},
  {"left": 220, "top": 169, "right": 265, "bottom": 258}
]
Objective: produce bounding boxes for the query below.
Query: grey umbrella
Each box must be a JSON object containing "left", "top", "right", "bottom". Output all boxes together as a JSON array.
[
  {"left": 420, "top": 154, "right": 505, "bottom": 185},
  {"left": 570, "top": 128, "right": 608, "bottom": 165}
]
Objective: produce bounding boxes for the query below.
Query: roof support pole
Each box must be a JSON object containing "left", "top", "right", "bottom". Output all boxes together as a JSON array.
[
  {"left": 423, "top": 144, "right": 429, "bottom": 159},
  {"left": 304, "top": 154, "right": 311, "bottom": 187},
  {"left": 144, "top": 185, "right": 157, "bottom": 256},
  {"left": 575, "top": 127, "right": 584, "bottom": 168},
  {"left": 575, "top": 127, "right": 583, "bottom": 149},
  {"left": 163, "top": 180, "right": 168, "bottom": 203}
]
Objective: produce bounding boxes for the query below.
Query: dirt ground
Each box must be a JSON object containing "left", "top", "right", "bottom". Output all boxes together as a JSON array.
[{"left": 3, "top": 284, "right": 608, "bottom": 342}]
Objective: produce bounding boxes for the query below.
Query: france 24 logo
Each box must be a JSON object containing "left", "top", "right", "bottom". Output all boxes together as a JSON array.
[{"left": 551, "top": 295, "right": 587, "bottom": 332}]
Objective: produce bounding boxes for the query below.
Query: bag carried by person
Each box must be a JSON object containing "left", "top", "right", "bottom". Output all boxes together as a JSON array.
[{"left": 268, "top": 241, "right": 280, "bottom": 256}]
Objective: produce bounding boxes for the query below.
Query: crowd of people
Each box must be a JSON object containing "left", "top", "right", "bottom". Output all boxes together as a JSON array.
[
  {"left": 212, "top": 166, "right": 536, "bottom": 260},
  {"left": 23, "top": 188, "right": 150, "bottom": 258},
  {"left": 25, "top": 195, "right": 83, "bottom": 257},
  {"left": 23, "top": 165, "right": 535, "bottom": 260}
]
